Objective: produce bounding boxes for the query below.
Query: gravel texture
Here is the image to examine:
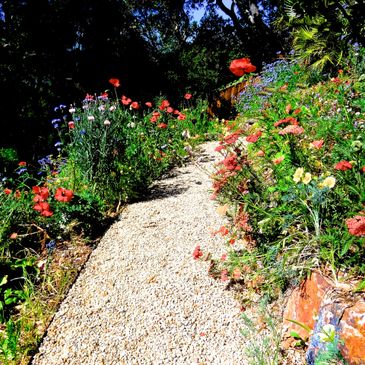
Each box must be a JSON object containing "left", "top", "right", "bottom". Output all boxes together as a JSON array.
[{"left": 32, "top": 142, "right": 248, "bottom": 365}]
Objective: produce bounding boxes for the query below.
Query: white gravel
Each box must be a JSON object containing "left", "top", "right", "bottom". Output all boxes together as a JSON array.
[{"left": 32, "top": 142, "right": 248, "bottom": 365}]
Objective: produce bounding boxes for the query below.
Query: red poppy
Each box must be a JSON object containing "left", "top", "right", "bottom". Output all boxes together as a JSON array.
[
  {"left": 150, "top": 116, "right": 158, "bottom": 123},
  {"left": 214, "top": 225, "right": 229, "bottom": 236},
  {"left": 346, "top": 214, "right": 365, "bottom": 237},
  {"left": 274, "top": 117, "right": 299, "bottom": 127},
  {"left": 215, "top": 145, "right": 225, "bottom": 152},
  {"left": 68, "top": 121, "right": 75, "bottom": 129},
  {"left": 109, "top": 78, "right": 120, "bottom": 88},
  {"left": 32, "top": 186, "right": 49, "bottom": 200},
  {"left": 159, "top": 100, "right": 170, "bottom": 110},
  {"left": 229, "top": 57, "right": 256, "bottom": 77},
  {"left": 18, "top": 161, "right": 27, "bottom": 166},
  {"left": 192, "top": 245, "right": 203, "bottom": 260},
  {"left": 177, "top": 113, "right": 186, "bottom": 121},
  {"left": 121, "top": 96, "right": 132, "bottom": 105},
  {"left": 33, "top": 202, "right": 53, "bottom": 217},
  {"left": 334, "top": 161, "right": 353, "bottom": 171},
  {"left": 54, "top": 187, "right": 74, "bottom": 202},
  {"left": 157, "top": 123, "right": 168, "bottom": 129},
  {"left": 14, "top": 190, "right": 21, "bottom": 199},
  {"left": 4, "top": 188, "right": 12, "bottom": 195},
  {"left": 166, "top": 107, "right": 174, "bottom": 113},
  {"left": 361, "top": 166, "right": 365, "bottom": 173},
  {"left": 130, "top": 101, "right": 140, "bottom": 110},
  {"left": 145, "top": 102, "right": 152, "bottom": 108},
  {"left": 246, "top": 131, "right": 262, "bottom": 143},
  {"left": 184, "top": 93, "right": 192, "bottom": 100},
  {"left": 310, "top": 140, "right": 324, "bottom": 149}
]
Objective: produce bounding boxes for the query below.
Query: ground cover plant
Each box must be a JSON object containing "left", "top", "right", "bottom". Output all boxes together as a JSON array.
[
  {"left": 196, "top": 47, "right": 365, "bottom": 361},
  {"left": 0, "top": 82, "right": 220, "bottom": 364}
]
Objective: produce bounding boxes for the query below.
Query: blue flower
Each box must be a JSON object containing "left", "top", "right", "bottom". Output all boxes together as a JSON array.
[
  {"left": 16, "top": 168, "right": 27, "bottom": 175},
  {"left": 46, "top": 240, "right": 56, "bottom": 253},
  {"left": 54, "top": 141, "right": 62, "bottom": 147}
]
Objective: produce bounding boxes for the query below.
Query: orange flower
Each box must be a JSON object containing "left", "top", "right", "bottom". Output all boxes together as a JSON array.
[
  {"left": 10, "top": 233, "right": 18, "bottom": 239},
  {"left": 4, "top": 188, "right": 12, "bottom": 195},
  {"left": 18, "top": 161, "right": 27, "bottom": 166}
]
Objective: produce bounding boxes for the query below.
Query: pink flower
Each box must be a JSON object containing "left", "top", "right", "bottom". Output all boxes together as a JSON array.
[
  {"left": 184, "top": 93, "right": 192, "bottom": 100},
  {"left": 177, "top": 113, "right": 186, "bottom": 121},
  {"left": 159, "top": 100, "right": 170, "bottom": 110},
  {"left": 335, "top": 161, "right": 353, "bottom": 171},
  {"left": 274, "top": 117, "right": 298, "bottom": 127},
  {"left": 214, "top": 226, "right": 229, "bottom": 236},
  {"left": 130, "top": 101, "right": 140, "bottom": 110},
  {"left": 145, "top": 102, "right": 152, "bottom": 108},
  {"left": 166, "top": 107, "right": 174, "bottom": 113},
  {"left": 221, "top": 269, "right": 229, "bottom": 282},
  {"left": 68, "top": 121, "right": 75, "bottom": 129},
  {"left": 192, "top": 245, "right": 203, "bottom": 260},
  {"left": 346, "top": 214, "right": 365, "bottom": 237},
  {"left": 246, "top": 131, "right": 262, "bottom": 143},
  {"left": 273, "top": 156, "right": 285, "bottom": 165},
  {"left": 220, "top": 253, "right": 227, "bottom": 261},
  {"left": 256, "top": 150, "right": 265, "bottom": 157},
  {"left": 310, "top": 139, "right": 324, "bottom": 149},
  {"left": 121, "top": 96, "right": 132, "bottom": 105},
  {"left": 215, "top": 145, "right": 225, "bottom": 152},
  {"left": 278, "top": 125, "right": 304, "bottom": 135}
]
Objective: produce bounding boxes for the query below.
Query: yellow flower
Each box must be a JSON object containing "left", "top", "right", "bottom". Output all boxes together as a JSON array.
[
  {"left": 302, "top": 172, "right": 312, "bottom": 185},
  {"left": 320, "top": 176, "right": 336, "bottom": 189},
  {"left": 293, "top": 167, "right": 304, "bottom": 183}
]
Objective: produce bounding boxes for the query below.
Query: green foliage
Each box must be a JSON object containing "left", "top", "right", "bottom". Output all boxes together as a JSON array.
[
  {"left": 209, "top": 53, "right": 365, "bottom": 299},
  {"left": 240, "top": 298, "right": 282, "bottom": 364}
]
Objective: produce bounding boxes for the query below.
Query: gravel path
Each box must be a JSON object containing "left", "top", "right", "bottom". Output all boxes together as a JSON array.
[{"left": 32, "top": 142, "right": 248, "bottom": 365}]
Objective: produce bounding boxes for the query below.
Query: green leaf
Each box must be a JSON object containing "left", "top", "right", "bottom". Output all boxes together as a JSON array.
[
  {"left": 285, "top": 318, "right": 312, "bottom": 333},
  {"left": 0, "top": 275, "right": 8, "bottom": 287},
  {"left": 354, "top": 280, "right": 365, "bottom": 293}
]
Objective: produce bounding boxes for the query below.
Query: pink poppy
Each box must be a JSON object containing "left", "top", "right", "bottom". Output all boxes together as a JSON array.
[
  {"left": 184, "top": 93, "right": 192, "bottom": 100},
  {"left": 145, "top": 102, "right": 152, "bottom": 108}
]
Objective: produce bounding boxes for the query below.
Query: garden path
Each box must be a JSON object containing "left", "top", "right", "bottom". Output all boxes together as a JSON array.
[{"left": 32, "top": 141, "right": 248, "bottom": 365}]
